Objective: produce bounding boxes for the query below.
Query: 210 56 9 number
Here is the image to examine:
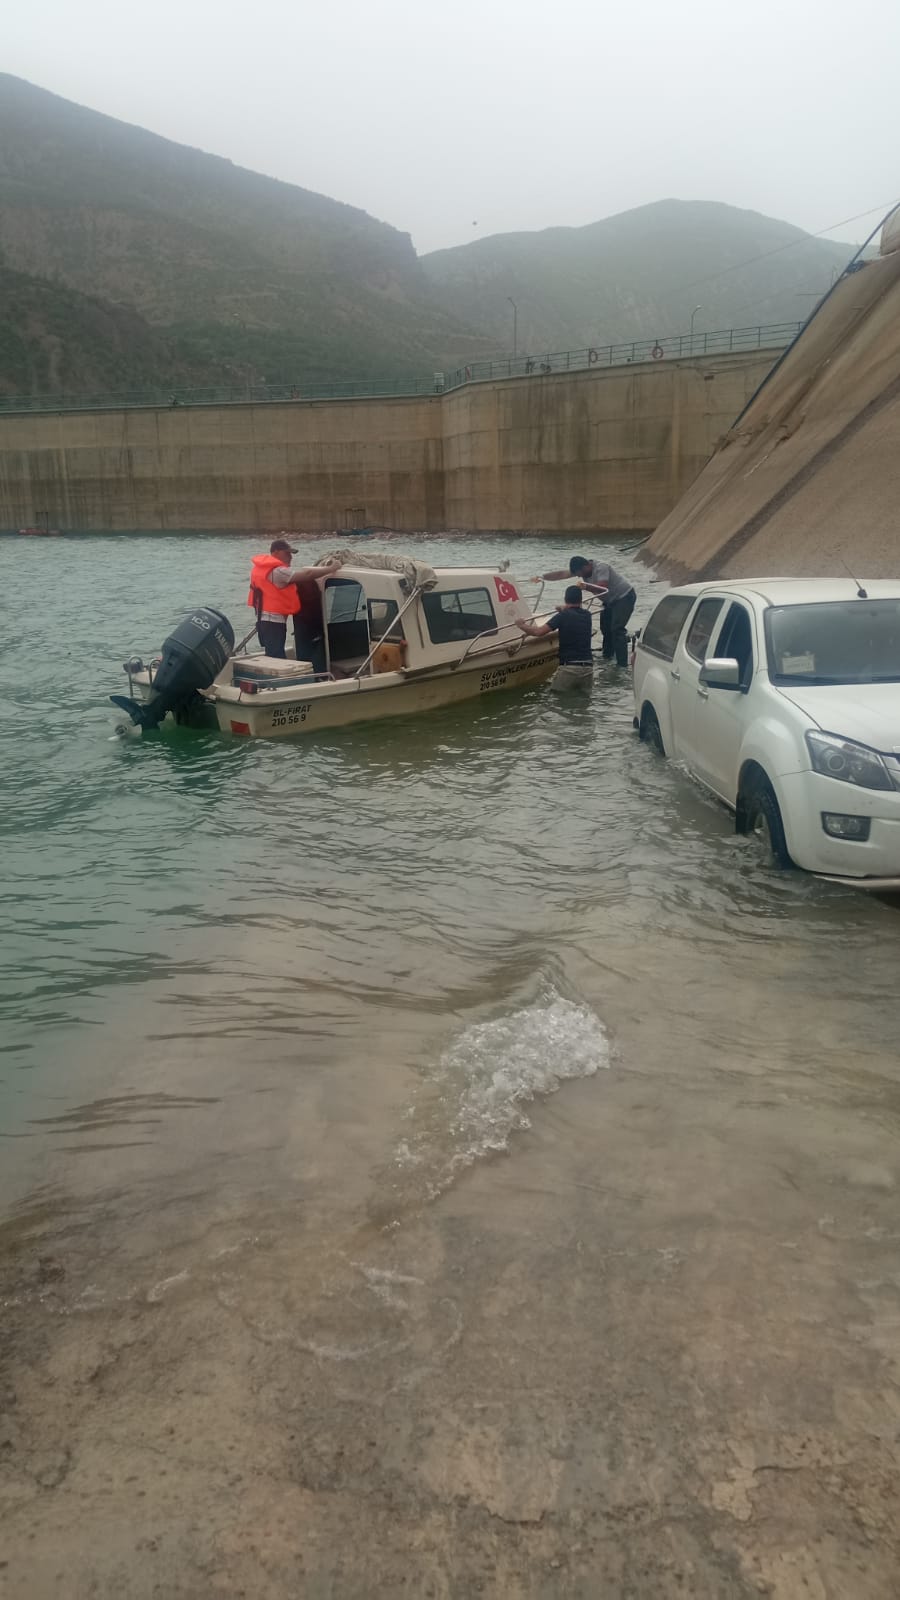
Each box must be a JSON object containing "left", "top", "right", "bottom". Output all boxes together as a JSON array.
[{"left": 271, "top": 702, "right": 312, "bottom": 728}]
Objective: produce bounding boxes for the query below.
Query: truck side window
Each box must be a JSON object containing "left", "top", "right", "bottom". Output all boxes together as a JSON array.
[
  {"left": 640, "top": 595, "right": 695, "bottom": 661},
  {"left": 685, "top": 598, "right": 724, "bottom": 663},
  {"left": 716, "top": 603, "right": 754, "bottom": 687}
]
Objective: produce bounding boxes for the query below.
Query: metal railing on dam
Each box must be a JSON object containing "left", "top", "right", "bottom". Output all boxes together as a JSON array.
[{"left": 0, "top": 321, "right": 802, "bottom": 416}]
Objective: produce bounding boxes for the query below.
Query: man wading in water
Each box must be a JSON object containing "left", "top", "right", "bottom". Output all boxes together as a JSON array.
[
  {"left": 540, "top": 556, "right": 636, "bottom": 667},
  {"left": 516, "top": 585, "right": 594, "bottom": 691}
]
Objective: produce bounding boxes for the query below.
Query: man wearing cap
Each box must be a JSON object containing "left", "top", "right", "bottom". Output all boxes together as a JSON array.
[
  {"left": 539, "top": 556, "right": 636, "bottom": 667},
  {"left": 248, "top": 539, "right": 340, "bottom": 664}
]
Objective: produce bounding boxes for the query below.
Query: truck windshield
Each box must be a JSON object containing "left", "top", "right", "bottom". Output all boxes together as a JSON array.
[{"left": 765, "top": 599, "right": 900, "bottom": 685}]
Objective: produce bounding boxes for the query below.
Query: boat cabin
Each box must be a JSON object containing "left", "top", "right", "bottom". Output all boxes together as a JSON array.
[{"left": 315, "top": 565, "right": 538, "bottom": 678}]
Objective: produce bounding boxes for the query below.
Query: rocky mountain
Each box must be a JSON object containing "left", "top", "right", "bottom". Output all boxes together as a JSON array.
[
  {"left": 421, "top": 200, "right": 853, "bottom": 356},
  {"left": 0, "top": 75, "right": 859, "bottom": 396},
  {"left": 0, "top": 267, "right": 235, "bottom": 396},
  {"left": 0, "top": 73, "right": 490, "bottom": 392}
]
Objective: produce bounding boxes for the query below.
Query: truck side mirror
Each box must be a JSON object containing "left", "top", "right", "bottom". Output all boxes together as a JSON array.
[{"left": 700, "top": 657, "right": 741, "bottom": 690}]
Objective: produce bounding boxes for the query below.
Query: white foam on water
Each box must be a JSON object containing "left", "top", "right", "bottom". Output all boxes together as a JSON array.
[
  {"left": 446, "top": 993, "right": 608, "bottom": 1149},
  {"left": 394, "top": 987, "right": 609, "bottom": 1198},
  {"left": 146, "top": 1267, "right": 190, "bottom": 1303},
  {"left": 354, "top": 1265, "right": 424, "bottom": 1287},
  {"left": 298, "top": 1336, "right": 406, "bottom": 1364},
  {"left": 352, "top": 1261, "right": 425, "bottom": 1309}
]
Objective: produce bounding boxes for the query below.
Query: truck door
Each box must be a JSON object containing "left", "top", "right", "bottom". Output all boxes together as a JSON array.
[
  {"left": 668, "top": 596, "right": 726, "bottom": 769},
  {"left": 693, "top": 600, "right": 757, "bottom": 802}
]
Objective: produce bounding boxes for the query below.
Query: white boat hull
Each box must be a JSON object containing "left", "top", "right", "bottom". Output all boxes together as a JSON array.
[
  {"left": 209, "top": 647, "right": 557, "bottom": 737},
  {"left": 118, "top": 560, "right": 571, "bottom": 739}
]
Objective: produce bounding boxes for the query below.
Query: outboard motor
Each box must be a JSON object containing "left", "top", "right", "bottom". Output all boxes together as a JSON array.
[{"left": 111, "top": 607, "right": 234, "bottom": 729}]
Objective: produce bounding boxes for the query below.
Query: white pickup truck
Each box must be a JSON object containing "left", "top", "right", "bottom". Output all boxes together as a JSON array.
[{"left": 632, "top": 578, "right": 900, "bottom": 888}]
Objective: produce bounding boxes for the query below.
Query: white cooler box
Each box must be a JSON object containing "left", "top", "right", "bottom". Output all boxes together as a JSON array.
[{"left": 232, "top": 655, "right": 316, "bottom": 688}]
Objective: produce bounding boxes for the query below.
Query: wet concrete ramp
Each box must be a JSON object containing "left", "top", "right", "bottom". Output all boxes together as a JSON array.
[{"left": 646, "top": 214, "right": 900, "bottom": 580}]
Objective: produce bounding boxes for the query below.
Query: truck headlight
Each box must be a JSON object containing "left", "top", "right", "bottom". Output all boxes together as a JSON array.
[{"left": 806, "top": 731, "right": 894, "bottom": 791}]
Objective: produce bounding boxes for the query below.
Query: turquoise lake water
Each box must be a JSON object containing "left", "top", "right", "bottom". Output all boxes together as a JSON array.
[{"left": 2, "top": 531, "right": 898, "bottom": 1243}]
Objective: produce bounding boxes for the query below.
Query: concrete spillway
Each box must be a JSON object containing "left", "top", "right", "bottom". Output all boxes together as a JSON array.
[{"left": 646, "top": 210, "right": 900, "bottom": 578}]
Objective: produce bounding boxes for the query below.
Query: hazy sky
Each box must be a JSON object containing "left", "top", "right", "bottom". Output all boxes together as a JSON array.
[{"left": 5, "top": 0, "right": 898, "bottom": 254}]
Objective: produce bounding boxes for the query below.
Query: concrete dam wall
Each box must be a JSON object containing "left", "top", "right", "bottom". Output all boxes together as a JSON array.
[
  {"left": 646, "top": 231, "right": 900, "bottom": 578},
  {"left": 0, "top": 350, "right": 778, "bottom": 534}
]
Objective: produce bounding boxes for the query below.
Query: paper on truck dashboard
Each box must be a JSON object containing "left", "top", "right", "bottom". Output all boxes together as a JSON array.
[{"left": 780, "top": 652, "right": 816, "bottom": 675}]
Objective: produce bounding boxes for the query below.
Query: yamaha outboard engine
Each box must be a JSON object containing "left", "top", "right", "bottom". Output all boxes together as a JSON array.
[{"left": 111, "top": 607, "right": 234, "bottom": 729}]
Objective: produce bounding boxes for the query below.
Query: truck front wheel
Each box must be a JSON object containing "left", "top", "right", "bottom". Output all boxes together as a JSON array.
[
  {"left": 639, "top": 704, "right": 666, "bottom": 756},
  {"left": 740, "top": 776, "right": 792, "bottom": 869}
]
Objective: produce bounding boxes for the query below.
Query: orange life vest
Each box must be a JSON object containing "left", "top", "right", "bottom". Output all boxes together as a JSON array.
[{"left": 247, "top": 553, "right": 301, "bottom": 616}]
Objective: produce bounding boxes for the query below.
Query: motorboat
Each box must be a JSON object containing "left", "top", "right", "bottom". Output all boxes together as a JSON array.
[
  {"left": 18, "top": 515, "right": 62, "bottom": 536},
  {"left": 111, "top": 556, "right": 560, "bottom": 738}
]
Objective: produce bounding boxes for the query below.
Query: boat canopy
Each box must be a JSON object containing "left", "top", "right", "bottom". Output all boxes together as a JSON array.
[{"left": 314, "top": 547, "right": 438, "bottom": 593}]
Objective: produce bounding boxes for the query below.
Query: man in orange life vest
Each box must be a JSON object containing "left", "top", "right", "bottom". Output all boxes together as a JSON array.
[{"left": 248, "top": 540, "right": 340, "bottom": 666}]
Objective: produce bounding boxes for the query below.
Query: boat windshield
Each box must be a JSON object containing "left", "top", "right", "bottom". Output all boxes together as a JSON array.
[{"left": 765, "top": 599, "right": 900, "bottom": 686}]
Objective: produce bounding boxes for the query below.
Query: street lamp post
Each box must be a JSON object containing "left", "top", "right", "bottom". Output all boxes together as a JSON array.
[
  {"left": 507, "top": 296, "right": 518, "bottom": 360},
  {"left": 689, "top": 304, "right": 702, "bottom": 354}
]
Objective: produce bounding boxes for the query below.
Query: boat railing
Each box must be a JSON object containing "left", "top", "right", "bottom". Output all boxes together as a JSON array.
[
  {"left": 232, "top": 623, "right": 261, "bottom": 656},
  {"left": 451, "top": 621, "right": 531, "bottom": 671},
  {"left": 123, "top": 658, "right": 156, "bottom": 697},
  {"left": 529, "top": 580, "right": 546, "bottom": 615},
  {"left": 352, "top": 585, "right": 424, "bottom": 680}
]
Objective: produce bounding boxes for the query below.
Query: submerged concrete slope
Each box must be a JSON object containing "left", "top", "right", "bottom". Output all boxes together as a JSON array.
[{"left": 646, "top": 226, "right": 900, "bottom": 579}]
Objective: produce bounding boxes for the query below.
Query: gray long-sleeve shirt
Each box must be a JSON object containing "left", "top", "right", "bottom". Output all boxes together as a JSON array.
[
  {"left": 587, "top": 561, "right": 634, "bottom": 606},
  {"left": 270, "top": 564, "right": 302, "bottom": 589}
]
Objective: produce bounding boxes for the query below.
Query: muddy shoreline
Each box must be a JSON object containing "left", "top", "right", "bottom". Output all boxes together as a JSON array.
[{"left": 3, "top": 981, "right": 900, "bottom": 1598}]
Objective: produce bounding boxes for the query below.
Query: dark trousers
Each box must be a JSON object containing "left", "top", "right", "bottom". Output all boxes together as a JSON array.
[
  {"left": 293, "top": 616, "right": 326, "bottom": 676},
  {"left": 600, "top": 590, "right": 636, "bottom": 666},
  {"left": 257, "top": 619, "right": 287, "bottom": 658}
]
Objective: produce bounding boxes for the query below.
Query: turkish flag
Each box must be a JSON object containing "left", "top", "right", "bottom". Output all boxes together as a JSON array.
[{"left": 493, "top": 576, "right": 519, "bottom": 603}]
